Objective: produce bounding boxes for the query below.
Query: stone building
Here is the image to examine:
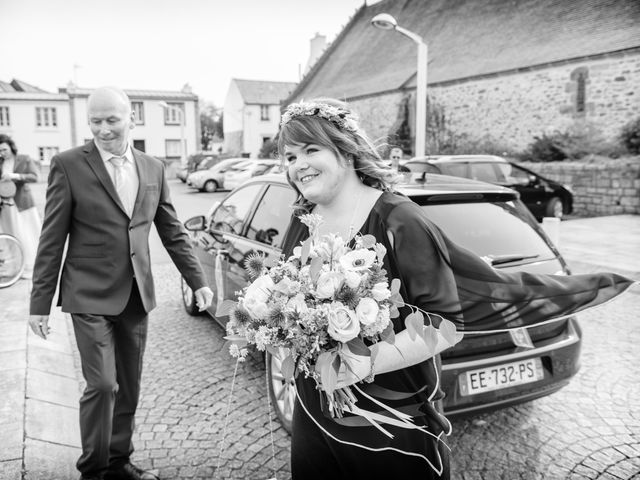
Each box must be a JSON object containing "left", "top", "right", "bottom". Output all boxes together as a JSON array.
[{"left": 286, "top": 0, "right": 640, "bottom": 155}]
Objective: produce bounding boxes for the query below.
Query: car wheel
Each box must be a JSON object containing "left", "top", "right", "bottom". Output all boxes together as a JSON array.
[
  {"left": 203, "top": 180, "right": 218, "bottom": 193},
  {"left": 266, "top": 349, "right": 295, "bottom": 434},
  {"left": 181, "top": 276, "right": 203, "bottom": 316},
  {"left": 545, "top": 197, "right": 564, "bottom": 219}
]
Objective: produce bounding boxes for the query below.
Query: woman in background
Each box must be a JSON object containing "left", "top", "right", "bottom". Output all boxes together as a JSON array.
[{"left": 0, "top": 134, "right": 41, "bottom": 279}]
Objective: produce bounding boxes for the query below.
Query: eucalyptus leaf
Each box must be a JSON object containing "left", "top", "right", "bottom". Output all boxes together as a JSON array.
[
  {"left": 422, "top": 325, "right": 438, "bottom": 355},
  {"left": 361, "top": 234, "right": 377, "bottom": 249},
  {"left": 317, "top": 352, "right": 338, "bottom": 394},
  {"left": 390, "top": 278, "right": 401, "bottom": 296},
  {"left": 380, "top": 321, "right": 396, "bottom": 344},
  {"left": 346, "top": 337, "right": 371, "bottom": 357},
  {"left": 439, "top": 318, "right": 458, "bottom": 346},
  {"left": 405, "top": 311, "right": 424, "bottom": 341}
]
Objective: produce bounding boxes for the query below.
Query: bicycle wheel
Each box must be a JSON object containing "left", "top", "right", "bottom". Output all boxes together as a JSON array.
[{"left": 0, "top": 233, "right": 24, "bottom": 288}]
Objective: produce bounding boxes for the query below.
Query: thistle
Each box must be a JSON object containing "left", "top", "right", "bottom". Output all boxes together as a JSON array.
[
  {"left": 244, "top": 252, "right": 267, "bottom": 280},
  {"left": 230, "top": 306, "right": 252, "bottom": 327},
  {"left": 335, "top": 286, "right": 360, "bottom": 310}
]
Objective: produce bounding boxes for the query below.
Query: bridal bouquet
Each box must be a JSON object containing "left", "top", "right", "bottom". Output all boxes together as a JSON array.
[{"left": 223, "top": 213, "right": 459, "bottom": 418}]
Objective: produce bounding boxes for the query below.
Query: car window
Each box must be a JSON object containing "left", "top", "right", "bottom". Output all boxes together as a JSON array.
[
  {"left": 209, "top": 183, "right": 263, "bottom": 235},
  {"left": 469, "top": 163, "right": 502, "bottom": 183},
  {"left": 439, "top": 163, "right": 468, "bottom": 178},
  {"left": 496, "top": 163, "right": 532, "bottom": 185},
  {"left": 420, "top": 202, "right": 555, "bottom": 260},
  {"left": 246, "top": 185, "right": 297, "bottom": 248}
]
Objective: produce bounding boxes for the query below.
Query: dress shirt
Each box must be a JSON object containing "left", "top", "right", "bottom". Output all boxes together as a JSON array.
[{"left": 95, "top": 142, "right": 139, "bottom": 216}]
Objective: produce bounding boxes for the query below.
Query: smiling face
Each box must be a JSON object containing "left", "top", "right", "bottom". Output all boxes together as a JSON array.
[
  {"left": 284, "top": 143, "right": 351, "bottom": 206},
  {"left": 87, "top": 87, "right": 135, "bottom": 156}
]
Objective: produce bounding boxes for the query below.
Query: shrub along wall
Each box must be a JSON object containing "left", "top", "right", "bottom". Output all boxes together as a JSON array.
[{"left": 517, "top": 157, "right": 640, "bottom": 217}]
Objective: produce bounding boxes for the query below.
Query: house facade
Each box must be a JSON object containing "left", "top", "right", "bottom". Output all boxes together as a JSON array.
[
  {"left": 223, "top": 79, "right": 297, "bottom": 157},
  {"left": 0, "top": 79, "right": 200, "bottom": 167},
  {"left": 287, "top": 0, "right": 640, "bottom": 155}
]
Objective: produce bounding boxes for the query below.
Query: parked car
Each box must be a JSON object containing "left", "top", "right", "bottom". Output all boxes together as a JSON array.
[
  {"left": 176, "top": 153, "right": 220, "bottom": 183},
  {"left": 180, "top": 173, "right": 581, "bottom": 433},
  {"left": 186, "top": 158, "right": 245, "bottom": 192},
  {"left": 404, "top": 155, "right": 574, "bottom": 220},
  {"left": 222, "top": 159, "right": 282, "bottom": 191}
]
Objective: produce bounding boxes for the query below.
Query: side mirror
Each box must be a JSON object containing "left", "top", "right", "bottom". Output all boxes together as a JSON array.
[{"left": 184, "top": 216, "right": 206, "bottom": 231}]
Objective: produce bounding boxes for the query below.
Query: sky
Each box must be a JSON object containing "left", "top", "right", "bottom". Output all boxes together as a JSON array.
[{"left": 1, "top": 0, "right": 367, "bottom": 106}]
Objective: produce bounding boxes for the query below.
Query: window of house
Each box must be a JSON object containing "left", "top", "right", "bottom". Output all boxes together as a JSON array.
[
  {"left": 132, "top": 101, "right": 145, "bottom": 124},
  {"left": 165, "top": 139, "right": 183, "bottom": 158},
  {"left": 260, "top": 105, "right": 270, "bottom": 121},
  {"left": 163, "top": 103, "right": 184, "bottom": 125},
  {"left": 0, "top": 106, "right": 9, "bottom": 126},
  {"left": 576, "top": 73, "right": 586, "bottom": 113},
  {"left": 570, "top": 67, "right": 588, "bottom": 115},
  {"left": 38, "top": 146, "right": 59, "bottom": 165},
  {"left": 36, "top": 107, "right": 57, "bottom": 127}
]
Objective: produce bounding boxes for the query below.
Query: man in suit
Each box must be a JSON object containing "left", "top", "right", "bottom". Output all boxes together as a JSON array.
[{"left": 28, "top": 87, "right": 213, "bottom": 480}]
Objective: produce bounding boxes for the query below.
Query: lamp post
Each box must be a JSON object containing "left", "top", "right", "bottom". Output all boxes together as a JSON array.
[
  {"left": 371, "top": 13, "right": 428, "bottom": 159},
  {"left": 159, "top": 101, "right": 187, "bottom": 167}
]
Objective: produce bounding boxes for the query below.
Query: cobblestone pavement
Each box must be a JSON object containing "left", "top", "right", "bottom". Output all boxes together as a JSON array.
[{"left": 119, "top": 262, "right": 639, "bottom": 480}]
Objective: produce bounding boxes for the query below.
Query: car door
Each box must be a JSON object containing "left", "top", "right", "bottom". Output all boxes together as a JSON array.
[
  {"left": 496, "top": 162, "right": 547, "bottom": 218},
  {"left": 205, "top": 182, "right": 265, "bottom": 317}
]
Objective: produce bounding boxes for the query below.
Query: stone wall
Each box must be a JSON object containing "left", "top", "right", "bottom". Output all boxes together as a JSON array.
[
  {"left": 517, "top": 157, "right": 640, "bottom": 217},
  {"left": 346, "top": 50, "right": 640, "bottom": 155}
]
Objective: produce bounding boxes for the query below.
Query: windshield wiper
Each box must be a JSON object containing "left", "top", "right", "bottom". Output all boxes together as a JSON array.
[{"left": 487, "top": 254, "right": 540, "bottom": 266}]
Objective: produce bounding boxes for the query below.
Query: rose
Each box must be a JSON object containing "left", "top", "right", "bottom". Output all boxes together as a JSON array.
[
  {"left": 370, "top": 282, "right": 391, "bottom": 301},
  {"left": 343, "top": 270, "right": 361, "bottom": 289},
  {"left": 315, "top": 271, "right": 344, "bottom": 299},
  {"left": 355, "top": 297, "right": 379, "bottom": 326},
  {"left": 242, "top": 274, "right": 274, "bottom": 319},
  {"left": 339, "top": 249, "right": 376, "bottom": 271},
  {"left": 326, "top": 303, "right": 360, "bottom": 342}
]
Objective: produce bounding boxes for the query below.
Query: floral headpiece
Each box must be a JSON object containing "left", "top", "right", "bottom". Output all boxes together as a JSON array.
[{"left": 280, "top": 101, "right": 359, "bottom": 132}]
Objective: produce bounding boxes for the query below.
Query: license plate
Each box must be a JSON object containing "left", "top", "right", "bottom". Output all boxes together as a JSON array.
[{"left": 459, "top": 358, "right": 544, "bottom": 396}]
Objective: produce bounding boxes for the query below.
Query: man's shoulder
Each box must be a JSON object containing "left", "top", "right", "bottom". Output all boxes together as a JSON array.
[
  {"left": 133, "top": 149, "right": 164, "bottom": 168},
  {"left": 55, "top": 142, "right": 93, "bottom": 162}
]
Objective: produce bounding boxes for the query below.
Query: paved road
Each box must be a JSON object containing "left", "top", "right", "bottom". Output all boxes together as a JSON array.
[{"left": 30, "top": 178, "right": 640, "bottom": 479}]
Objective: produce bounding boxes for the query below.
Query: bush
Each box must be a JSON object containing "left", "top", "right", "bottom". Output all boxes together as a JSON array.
[
  {"left": 520, "top": 123, "right": 625, "bottom": 162},
  {"left": 620, "top": 117, "right": 640, "bottom": 154}
]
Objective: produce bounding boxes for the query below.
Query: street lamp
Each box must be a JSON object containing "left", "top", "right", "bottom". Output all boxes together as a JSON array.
[
  {"left": 159, "top": 101, "right": 187, "bottom": 167},
  {"left": 371, "top": 13, "right": 428, "bottom": 158}
]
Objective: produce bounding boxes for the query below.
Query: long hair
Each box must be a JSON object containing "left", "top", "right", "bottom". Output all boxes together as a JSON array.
[{"left": 275, "top": 98, "right": 399, "bottom": 214}]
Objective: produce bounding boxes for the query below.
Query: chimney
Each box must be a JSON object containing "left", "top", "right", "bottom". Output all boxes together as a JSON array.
[{"left": 304, "top": 33, "right": 327, "bottom": 75}]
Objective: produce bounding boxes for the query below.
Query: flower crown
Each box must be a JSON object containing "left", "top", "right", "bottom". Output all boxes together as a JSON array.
[{"left": 280, "top": 101, "right": 359, "bottom": 132}]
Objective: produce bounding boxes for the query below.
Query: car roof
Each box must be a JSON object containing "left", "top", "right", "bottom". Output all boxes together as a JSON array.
[
  {"left": 248, "top": 172, "right": 518, "bottom": 199},
  {"left": 408, "top": 155, "right": 508, "bottom": 164}
]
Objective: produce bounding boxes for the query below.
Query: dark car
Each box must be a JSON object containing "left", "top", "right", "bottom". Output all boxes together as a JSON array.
[
  {"left": 404, "top": 155, "right": 574, "bottom": 220},
  {"left": 180, "top": 173, "right": 581, "bottom": 432}
]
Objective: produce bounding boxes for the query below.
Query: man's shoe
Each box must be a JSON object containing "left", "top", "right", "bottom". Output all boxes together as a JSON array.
[{"left": 104, "top": 463, "right": 159, "bottom": 480}]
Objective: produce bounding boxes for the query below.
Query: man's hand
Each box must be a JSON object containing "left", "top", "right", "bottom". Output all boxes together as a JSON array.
[
  {"left": 29, "top": 315, "right": 50, "bottom": 339},
  {"left": 194, "top": 286, "right": 214, "bottom": 312}
]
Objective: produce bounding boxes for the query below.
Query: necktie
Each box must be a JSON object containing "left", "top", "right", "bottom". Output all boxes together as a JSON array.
[{"left": 109, "top": 156, "right": 134, "bottom": 216}]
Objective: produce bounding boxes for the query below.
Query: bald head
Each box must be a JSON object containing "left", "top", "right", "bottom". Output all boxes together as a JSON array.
[{"left": 87, "top": 86, "right": 135, "bottom": 155}]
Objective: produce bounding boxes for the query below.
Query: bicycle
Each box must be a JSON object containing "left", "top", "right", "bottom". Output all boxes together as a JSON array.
[{"left": 0, "top": 180, "right": 25, "bottom": 287}]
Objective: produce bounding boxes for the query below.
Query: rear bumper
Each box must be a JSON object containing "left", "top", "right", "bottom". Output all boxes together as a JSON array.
[{"left": 441, "top": 319, "right": 582, "bottom": 417}]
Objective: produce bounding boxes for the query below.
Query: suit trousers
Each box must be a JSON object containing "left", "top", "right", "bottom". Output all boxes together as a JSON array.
[{"left": 71, "top": 283, "right": 148, "bottom": 477}]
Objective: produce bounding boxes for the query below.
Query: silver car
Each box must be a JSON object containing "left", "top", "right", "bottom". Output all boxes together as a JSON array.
[{"left": 186, "top": 158, "right": 246, "bottom": 192}]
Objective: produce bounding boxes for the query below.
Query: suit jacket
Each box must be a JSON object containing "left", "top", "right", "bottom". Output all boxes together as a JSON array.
[
  {"left": 30, "top": 141, "right": 207, "bottom": 316},
  {"left": 5, "top": 154, "right": 39, "bottom": 211}
]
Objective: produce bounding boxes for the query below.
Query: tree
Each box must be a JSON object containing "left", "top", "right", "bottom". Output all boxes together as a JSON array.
[{"left": 200, "top": 102, "right": 223, "bottom": 151}]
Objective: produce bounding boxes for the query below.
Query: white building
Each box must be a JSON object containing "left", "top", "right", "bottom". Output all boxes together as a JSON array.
[
  {"left": 0, "top": 79, "right": 200, "bottom": 167},
  {"left": 223, "top": 79, "right": 297, "bottom": 158}
]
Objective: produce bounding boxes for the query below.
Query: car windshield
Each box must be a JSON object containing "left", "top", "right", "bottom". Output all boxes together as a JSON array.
[{"left": 419, "top": 201, "right": 556, "bottom": 261}]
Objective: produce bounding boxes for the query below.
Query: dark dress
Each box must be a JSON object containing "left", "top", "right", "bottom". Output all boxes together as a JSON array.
[{"left": 281, "top": 191, "right": 634, "bottom": 480}]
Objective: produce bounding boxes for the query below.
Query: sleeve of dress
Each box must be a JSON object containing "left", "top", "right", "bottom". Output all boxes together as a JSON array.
[{"left": 386, "top": 200, "right": 636, "bottom": 332}]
